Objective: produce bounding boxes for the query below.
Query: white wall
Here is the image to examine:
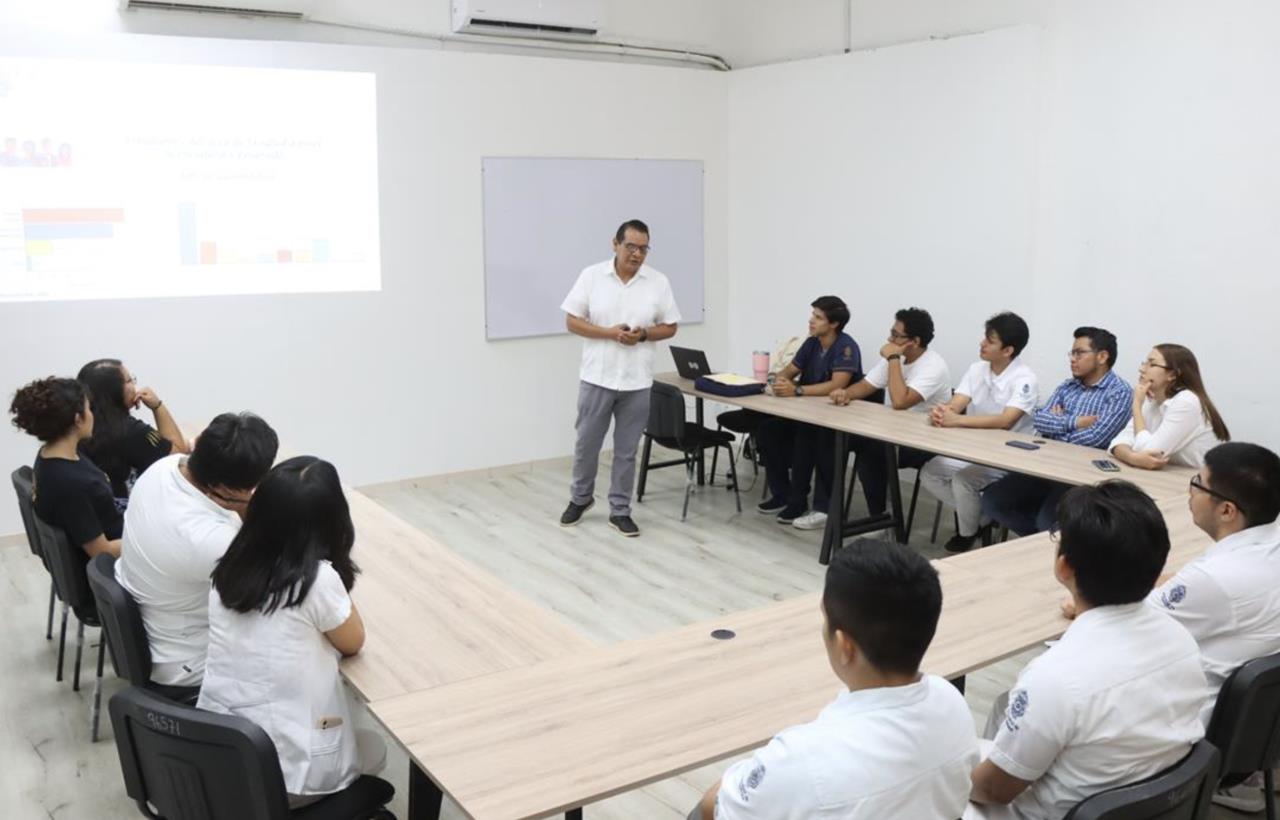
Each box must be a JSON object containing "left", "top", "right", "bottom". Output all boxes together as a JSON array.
[
  {"left": 0, "top": 30, "right": 729, "bottom": 534},
  {"left": 727, "top": 4, "right": 1280, "bottom": 453}
]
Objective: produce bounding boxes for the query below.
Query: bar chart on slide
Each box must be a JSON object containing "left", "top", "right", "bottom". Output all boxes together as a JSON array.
[{"left": 0, "top": 55, "right": 381, "bottom": 302}]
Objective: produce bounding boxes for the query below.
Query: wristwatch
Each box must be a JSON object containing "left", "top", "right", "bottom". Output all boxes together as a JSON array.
[
  {"left": 796, "top": 385, "right": 805, "bottom": 396},
  {"left": 887, "top": 353, "right": 902, "bottom": 361},
  {"left": 639, "top": 328, "right": 649, "bottom": 342}
]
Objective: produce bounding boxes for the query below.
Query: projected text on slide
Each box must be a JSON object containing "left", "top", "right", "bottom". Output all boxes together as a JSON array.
[{"left": 0, "top": 57, "right": 380, "bottom": 302}]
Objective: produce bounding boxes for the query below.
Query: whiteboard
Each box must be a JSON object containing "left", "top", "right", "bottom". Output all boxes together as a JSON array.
[{"left": 482, "top": 157, "right": 704, "bottom": 340}]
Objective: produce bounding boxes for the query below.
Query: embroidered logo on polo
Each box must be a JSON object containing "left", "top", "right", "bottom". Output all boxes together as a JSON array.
[
  {"left": 738, "top": 763, "right": 767, "bottom": 802},
  {"left": 844, "top": 346, "right": 853, "bottom": 359},
  {"left": 1160, "top": 584, "right": 1187, "bottom": 610},
  {"left": 1021, "top": 383, "right": 1032, "bottom": 395},
  {"left": 1004, "top": 689, "right": 1029, "bottom": 732}
]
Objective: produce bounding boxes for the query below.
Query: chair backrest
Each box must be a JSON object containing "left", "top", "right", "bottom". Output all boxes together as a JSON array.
[
  {"left": 1207, "top": 651, "right": 1280, "bottom": 777},
  {"left": 648, "top": 381, "right": 688, "bottom": 442},
  {"left": 87, "top": 553, "right": 153, "bottom": 686},
  {"left": 29, "top": 508, "right": 96, "bottom": 620},
  {"left": 11, "top": 466, "right": 47, "bottom": 564},
  {"left": 1062, "top": 739, "right": 1220, "bottom": 820},
  {"left": 109, "top": 685, "right": 292, "bottom": 820}
]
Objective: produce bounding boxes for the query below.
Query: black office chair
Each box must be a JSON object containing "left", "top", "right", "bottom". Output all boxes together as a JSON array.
[
  {"left": 709, "top": 409, "right": 762, "bottom": 492},
  {"left": 87, "top": 553, "right": 201, "bottom": 706},
  {"left": 637, "top": 381, "right": 741, "bottom": 520},
  {"left": 109, "top": 686, "right": 395, "bottom": 819},
  {"left": 1062, "top": 739, "right": 1219, "bottom": 819},
  {"left": 11, "top": 466, "right": 60, "bottom": 645},
  {"left": 1206, "top": 652, "right": 1280, "bottom": 820},
  {"left": 30, "top": 510, "right": 108, "bottom": 739}
]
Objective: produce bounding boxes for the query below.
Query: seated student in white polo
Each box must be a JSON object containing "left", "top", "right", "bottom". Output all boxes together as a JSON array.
[
  {"left": 1145, "top": 442, "right": 1280, "bottom": 812},
  {"left": 116, "top": 412, "right": 278, "bottom": 689},
  {"left": 1108, "top": 343, "right": 1229, "bottom": 470},
  {"left": 920, "top": 311, "right": 1039, "bottom": 553},
  {"left": 828, "top": 307, "right": 952, "bottom": 520},
  {"left": 966, "top": 481, "right": 1206, "bottom": 820},
  {"left": 695, "top": 540, "right": 979, "bottom": 820}
]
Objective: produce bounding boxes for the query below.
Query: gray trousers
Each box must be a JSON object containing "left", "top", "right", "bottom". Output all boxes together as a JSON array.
[{"left": 570, "top": 381, "right": 651, "bottom": 516}]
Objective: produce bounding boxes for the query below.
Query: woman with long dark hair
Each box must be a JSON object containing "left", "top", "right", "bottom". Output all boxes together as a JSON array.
[
  {"left": 77, "top": 358, "right": 188, "bottom": 500},
  {"left": 9, "top": 376, "right": 121, "bottom": 557},
  {"left": 1109, "top": 344, "right": 1229, "bottom": 469},
  {"left": 196, "top": 456, "right": 383, "bottom": 806}
]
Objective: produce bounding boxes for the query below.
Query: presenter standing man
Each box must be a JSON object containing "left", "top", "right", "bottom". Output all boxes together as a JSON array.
[{"left": 559, "top": 219, "right": 681, "bottom": 537}]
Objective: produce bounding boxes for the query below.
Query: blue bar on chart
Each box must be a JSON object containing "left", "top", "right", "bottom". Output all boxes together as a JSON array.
[{"left": 312, "top": 239, "right": 330, "bottom": 263}]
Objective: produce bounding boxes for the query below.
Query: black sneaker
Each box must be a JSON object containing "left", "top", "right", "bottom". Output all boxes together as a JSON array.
[
  {"left": 757, "top": 496, "right": 787, "bottom": 515},
  {"left": 944, "top": 533, "right": 978, "bottom": 553},
  {"left": 559, "top": 498, "right": 594, "bottom": 527},
  {"left": 777, "top": 506, "right": 806, "bottom": 525},
  {"left": 609, "top": 515, "right": 640, "bottom": 537}
]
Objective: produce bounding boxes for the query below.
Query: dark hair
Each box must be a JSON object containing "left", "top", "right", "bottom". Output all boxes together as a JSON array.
[
  {"left": 1153, "top": 344, "right": 1229, "bottom": 441},
  {"left": 77, "top": 358, "right": 131, "bottom": 471},
  {"left": 10, "top": 377, "right": 88, "bottom": 442},
  {"left": 984, "top": 312, "right": 1030, "bottom": 358},
  {"left": 211, "top": 456, "right": 358, "bottom": 614},
  {"left": 1203, "top": 442, "right": 1280, "bottom": 528},
  {"left": 188, "top": 412, "right": 279, "bottom": 491},
  {"left": 1073, "top": 326, "right": 1118, "bottom": 369},
  {"left": 811, "top": 295, "right": 850, "bottom": 334},
  {"left": 614, "top": 219, "right": 650, "bottom": 242},
  {"left": 1055, "top": 481, "right": 1167, "bottom": 606},
  {"left": 895, "top": 307, "right": 935, "bottom": 348},
  {"left": 823, "top": 539, "right": 942, "bottom": 675}
]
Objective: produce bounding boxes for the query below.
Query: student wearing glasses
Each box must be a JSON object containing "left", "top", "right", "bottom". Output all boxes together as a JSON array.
[
  {"left": 981, "top": 327, "right": 1132, "bottom": 536},
  {"left": 559, "top": 219, "right": 681, "bottom": 538},
  {"left": 77, "top": 358, "right": 190, "bottom": 502},
  {"left": 115, "top": 412, "right": 278, "bottom": 690},
  {"left": 1108, "top": 344, "right": 1229, "bottom": 470},
  {"left": 1146, "top": 443, "right": 1280, "bottom": 812},
  {"left": 827, "top": 307, "right": 952, "bottom": 522}
]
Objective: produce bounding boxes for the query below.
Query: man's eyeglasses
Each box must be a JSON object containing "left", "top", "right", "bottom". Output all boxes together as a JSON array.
[
  {"left": 207, "top": 488, "right": 252, "bottom": 507},
  {"left": 1189, "top": 474, "right": 1246, "bottom": 516},
  {"left": 888, "top": 329, "right": 912, "bottom": 342},
  {"left": 1068, "top": 348, "right": 1095, "bottom": 360},
  {"left": 622, "top": 242, "right": 650, "bottom": 256}
]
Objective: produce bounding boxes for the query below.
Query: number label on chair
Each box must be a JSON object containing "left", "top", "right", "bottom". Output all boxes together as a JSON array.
[{"left": 145, "top": 711, "right": 181, "bottom": 736}]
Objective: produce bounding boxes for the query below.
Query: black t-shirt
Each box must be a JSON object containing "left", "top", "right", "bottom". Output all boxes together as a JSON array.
[
  {"left": 83, "top": 417, "right": 173, "bottom": 498},
  {"left": 31, "top": 452, "right": 124, "bottom": 547}
]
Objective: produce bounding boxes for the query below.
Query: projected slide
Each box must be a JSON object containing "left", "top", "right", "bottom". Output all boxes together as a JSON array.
[{"left": 0, "top": 56, "right": 380, "bottom": 301}]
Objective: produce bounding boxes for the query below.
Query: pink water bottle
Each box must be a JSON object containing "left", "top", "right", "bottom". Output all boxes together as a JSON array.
[{"left": 752, "top": 350, "right": 770, "bottom": 382}]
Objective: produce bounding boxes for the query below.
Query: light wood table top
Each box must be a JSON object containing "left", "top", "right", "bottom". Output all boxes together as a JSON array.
[
  {"left": 369, "top": 557, "right": 1073, "bottom": 819},
  {"left": 654, "top": 372, "right": 1194, "bottom": 503},
  {"left": 341, "top": 490, "right": 596, "bottom": 704}
]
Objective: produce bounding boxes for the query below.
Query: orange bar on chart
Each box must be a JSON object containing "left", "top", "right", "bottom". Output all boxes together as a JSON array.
[
  {"left": 23, "top": 208, "right": 125, "bottom": 223},
  {"left": 199, "top": 241, "right": 217, "bottom": 264}
]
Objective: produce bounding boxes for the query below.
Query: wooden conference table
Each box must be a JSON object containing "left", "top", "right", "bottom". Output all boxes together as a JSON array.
[
  {"left": 652, "top": 372, "right": 1195, "bottom": 562},
  {"left": 367, "top": 497, "right": 1210, "bottom": 820}
]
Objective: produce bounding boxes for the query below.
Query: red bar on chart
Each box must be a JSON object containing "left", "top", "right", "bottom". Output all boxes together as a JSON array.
[{"left": 277, "top": 249, "right": 292, "bottom": 263}]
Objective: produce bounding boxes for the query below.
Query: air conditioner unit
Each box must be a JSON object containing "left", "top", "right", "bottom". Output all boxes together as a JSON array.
[
  {"left": 118, "top": 0, "right": 316, "bottom": 20},
  {"left": 452, "top": 0, "right": 602, "bottom": 38}
]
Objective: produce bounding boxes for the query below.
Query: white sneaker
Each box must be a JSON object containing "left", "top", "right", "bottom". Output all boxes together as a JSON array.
[
  {"left": 1212, "top": 782, "right": 1266, "bottom": 813},
  {"left": 792, "top": 511, "right": 828, "bottom": 530}
]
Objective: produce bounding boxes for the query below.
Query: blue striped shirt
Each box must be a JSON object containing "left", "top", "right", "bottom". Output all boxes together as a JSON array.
[{"left": 1033, "top": 369, "right": 1134, "bottom": 449}]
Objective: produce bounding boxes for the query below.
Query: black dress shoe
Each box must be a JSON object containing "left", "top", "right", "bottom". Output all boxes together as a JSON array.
[
  {"left": 560, "top": 498, "right": 594, "bottom": 527},
  {"left": 757, "top": 496, "right": 787, "bottom": 514},
  {"left": 609, "top": 515, "right": 640, "bottom": 537},
  {"left": 944, "top": 533, "right": 978, "bottom": 553}
]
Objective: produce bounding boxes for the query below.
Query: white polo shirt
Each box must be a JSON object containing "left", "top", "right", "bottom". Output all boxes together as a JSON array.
[
  {"left": 1109, "top": 391, "right": 1219, "bottom": 468},
  {"left": 965, "top": 603, "right": 1206, "bottom": 820},
  {"left": 864, "top": 348, "right": 952, "bottom": 412},
  {"left": 198, "top": 561, "right": 358, "bottom": 797},
  {"left": 715, "top": 675, "right": 979, "bottom": 820},
  {"left": 955, "top": 359, "right": 1039, "bottom": 434},
  {"left": 116, "top": 454, "right": 241, "bottom": 686},
  {"left": 1147, "top": 521, "right": 1280, "bottom": 726},
  {"left": 561, "top": 259, "right": 682, "bottom": 392}
]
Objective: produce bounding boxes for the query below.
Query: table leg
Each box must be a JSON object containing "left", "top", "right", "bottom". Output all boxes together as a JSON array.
[
  {"left": 566, "top": 809, "right": 584, "bottom": 820},
  {"left": 950, "top": 675, "right": 966, "bottom": 695},
  {"left": 409, "top": 760, "right": 443, "bottom": 820},
  {"left": 695, "top": 397, "right": 706, "bottom": 485},
  {"left": 886, "top": 442, "right": 907, "bottom": 543},
  {"left": 820, "top": 430, "right": 849, "bottom": 565}
]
